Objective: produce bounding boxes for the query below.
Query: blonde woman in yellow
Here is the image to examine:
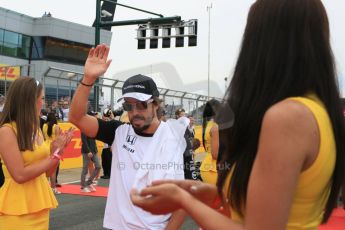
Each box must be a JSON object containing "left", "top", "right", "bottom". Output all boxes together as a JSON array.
[
  {"left": 42, "top": 112, "right": 62, "bottom": 194},
  {"left": 200, "top": 99, "right": 220, "bottom": 184},
  {"left": 0, "top": 77, "right": 73, "bottom": 230}
]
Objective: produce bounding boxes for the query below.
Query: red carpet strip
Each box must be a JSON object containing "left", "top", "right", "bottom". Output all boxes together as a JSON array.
[{"left": 59, "top": 184, "right": 108, "bottom": 197}]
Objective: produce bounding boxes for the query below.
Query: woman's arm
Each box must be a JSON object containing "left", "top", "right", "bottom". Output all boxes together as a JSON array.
[
  {"left": 151, "top": 179, "right": 220, "bottom": 207},
  {"left": 243, "top": 100, "right": 319, "bottom": 229},
  {"left": 46, "top": 124, "right": 63, "bottom": 176},
  {"left": 165, "top": 209, "right": 188, "bottom": 230},
  {"left": 131, "top": 184, "right": 243, "bottom": 230},
  {"left": 180, "top": 190, "right": 242, "bottom": 230},
  {"left": 210, "top": 125, "right": 219, "bottom": 160},
  {"left": 0, "top": 126, "right": 59, "bottom": 184}
]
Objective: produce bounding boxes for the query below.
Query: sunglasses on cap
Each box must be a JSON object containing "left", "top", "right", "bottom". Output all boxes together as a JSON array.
[{"left": 122, "top": 99, "right": 153, "bottom": 112}]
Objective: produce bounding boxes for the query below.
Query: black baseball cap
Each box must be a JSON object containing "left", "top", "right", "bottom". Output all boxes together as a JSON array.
[{"left": 117, "top": 74, "right": 159, "bottom": 102}]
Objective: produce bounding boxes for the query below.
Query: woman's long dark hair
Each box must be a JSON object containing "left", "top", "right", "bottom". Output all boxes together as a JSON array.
[
  {"left": 217, "top": 0, "right": 345, "bottom": 223},
  {"left": 0, "top": 77, "right": 43, "bottom": 151},
  {"left": 202, "top": 99, "right": 220, "bottom": 151},
  {"left": 46, "top": 112, "right": 57, "bottom": 137}
]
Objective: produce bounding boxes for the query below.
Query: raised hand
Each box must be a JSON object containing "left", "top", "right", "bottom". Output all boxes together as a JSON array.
[{"left": 83, "top": 44, "right": 112, "bottom": 83}]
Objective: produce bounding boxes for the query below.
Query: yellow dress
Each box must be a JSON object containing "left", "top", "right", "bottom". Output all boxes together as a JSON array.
[
  {"left": 200, "top": 120, "right": 218, "bottom": 184},
  {"left": 0, "top": 122, "right": 58, "bottom": 230},
  {"left": 42, "top": 123, "right": 56, "bottom": 145},
  {"left": 223, "top": 95, "right": 336, "bottom": 229}
]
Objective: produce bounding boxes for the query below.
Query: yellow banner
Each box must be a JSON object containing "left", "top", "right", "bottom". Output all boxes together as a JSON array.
[
  {"left": 58, "top": 122, "right": 105, "bottom": 169},
  {"left": 0, "top": 64, "right": 20, "bottom": 81}
]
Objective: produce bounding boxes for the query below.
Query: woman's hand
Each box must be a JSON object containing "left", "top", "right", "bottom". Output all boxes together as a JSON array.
[
  {"left": 83, "top": 44, "right": 112, "bottom": 84},
  {"left": 152, "top": 179, "right": 219, "bottom": 207},
  {"left": 130, "top": 184, "right": 189, "bottom": 215},
  {"left": 50, "top": 127, "right": 75, "bottom": 156},
  {"left": 131, "top": 180, "right": 221, "bottom": 215}
]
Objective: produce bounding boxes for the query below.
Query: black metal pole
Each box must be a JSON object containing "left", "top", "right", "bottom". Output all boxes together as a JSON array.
[
  {"left": 102, "top": 0, "right": 163, "bottom": 17},
  {"left": 99, "top": 16, "right": 181, "bottom": 27},
  {"left": 95, "top": 0, "right": 101, "bottom": 45},
  {"left": 94, "top": 0, "right": 101, "bottom": 111}
]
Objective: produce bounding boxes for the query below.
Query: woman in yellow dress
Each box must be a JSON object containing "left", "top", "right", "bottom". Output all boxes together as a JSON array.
[
  {"left": 131, "top": 0, "right": 345, "bottom": 229},
  {"left": 200, "top": 99, "right": 220, "bottom": 184},
  {"left": 0, "top": 77, "right": 73, "bottom": 230}
]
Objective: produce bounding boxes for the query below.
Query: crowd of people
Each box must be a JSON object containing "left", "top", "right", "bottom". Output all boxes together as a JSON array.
[
  {"left": 40, "top": 97, "right": 71, "bottom": 123},
  {"left": 1, "top": 0, "right": 345, "bottom": 229}
]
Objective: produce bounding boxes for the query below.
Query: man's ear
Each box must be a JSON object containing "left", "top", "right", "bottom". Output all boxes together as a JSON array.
[{"left": 152, "top": 103, "right": 159, "bottom": 118}]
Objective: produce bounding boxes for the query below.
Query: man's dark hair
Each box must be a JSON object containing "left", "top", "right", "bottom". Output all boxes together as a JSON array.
[
  {"left": 202, "top": 99, "right": 220, "bottom": 150},
  {"left": 46, "top": 112, "right": 58, "bottom": 137},
  {"left": 152, "top": 96, "right": 162, "bottom": 106},
  {"left": 157, "top": 107, "right": 166, "bottom": 120}
]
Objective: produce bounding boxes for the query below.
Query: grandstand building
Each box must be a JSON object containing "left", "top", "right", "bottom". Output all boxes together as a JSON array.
[{"left": 0, "top": 7, "right": 112, "bottom": 105}]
